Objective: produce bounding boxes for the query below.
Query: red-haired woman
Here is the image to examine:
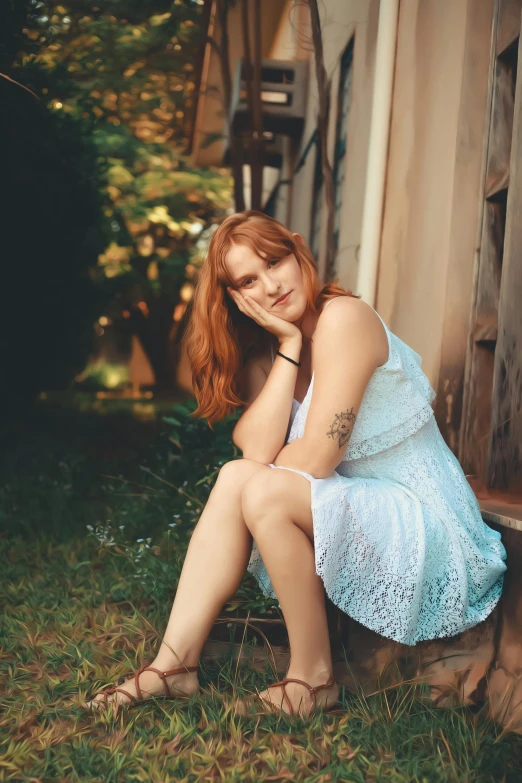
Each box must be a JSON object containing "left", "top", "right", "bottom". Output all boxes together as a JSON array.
[{"left": 86, "top": 210, "right": 506, "bottom": 717}]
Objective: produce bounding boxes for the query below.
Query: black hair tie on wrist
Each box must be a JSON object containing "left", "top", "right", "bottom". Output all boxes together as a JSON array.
[{"left": 276, "top": 350, "right": 301, "bottom": 367}]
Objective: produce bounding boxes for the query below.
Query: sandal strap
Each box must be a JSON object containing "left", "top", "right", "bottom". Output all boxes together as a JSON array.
[
  {"left": 92, "top": 662, "right": 199, "bottom": 704},
  {"left": 161, "top": 665, "right": 199, "bottom": 676},
  {"left": 134, "top": 663, "right": 199, "bottom": 699},
  {"left": 102, "top": 685, "right": 137, "bottom": 704},
  {"left": 267, "top": 673, "right": 337, "bottom": 715}
]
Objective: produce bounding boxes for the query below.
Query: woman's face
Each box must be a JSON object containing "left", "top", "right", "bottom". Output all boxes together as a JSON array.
[{"left": 224, "top": 239, "right": 307, "bottom": 321}]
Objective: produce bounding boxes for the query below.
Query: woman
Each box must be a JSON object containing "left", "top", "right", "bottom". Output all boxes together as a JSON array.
[{"left": 86, "top": 210, "right": 506, "bottom": 718}]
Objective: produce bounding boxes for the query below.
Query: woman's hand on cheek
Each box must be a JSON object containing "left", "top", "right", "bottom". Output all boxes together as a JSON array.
[
  {"left": 227, "top": 287, "right": 252, "bottom": 313},
  {"left": 226, "top": 285, "right": 302, "bottom": 343}
]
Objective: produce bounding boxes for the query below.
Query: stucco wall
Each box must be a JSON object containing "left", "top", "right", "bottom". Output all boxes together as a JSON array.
[{"left": 376, "top": 0, "right": 480, "bottom": 389}]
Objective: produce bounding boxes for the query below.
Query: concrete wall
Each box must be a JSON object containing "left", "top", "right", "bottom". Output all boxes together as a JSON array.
[{"left": 269, "top": 0, "right": 380, "bottom": 290}]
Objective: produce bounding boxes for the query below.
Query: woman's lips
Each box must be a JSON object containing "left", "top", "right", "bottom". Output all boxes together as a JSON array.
[{"left": 275, "top": 291, "right": 291, "bottom": 306}]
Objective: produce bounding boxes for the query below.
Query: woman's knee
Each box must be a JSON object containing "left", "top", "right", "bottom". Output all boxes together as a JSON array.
[
  {"left": 240, "top": 469, "right": 286, "bottom": 529},
  {"left": 240, "top": 469, "right": 314, "bottom": 539},
  {"left": 214, "top": 458, "right": 268, "bottom": 494}
]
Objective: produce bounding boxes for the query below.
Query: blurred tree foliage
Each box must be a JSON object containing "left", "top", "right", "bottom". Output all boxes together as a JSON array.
[
  {"left": 0, "top": 1, "right": 109, "bottom": 423},
  {"left": 4, "top": 0, "right": 232, "bottom": 402}
]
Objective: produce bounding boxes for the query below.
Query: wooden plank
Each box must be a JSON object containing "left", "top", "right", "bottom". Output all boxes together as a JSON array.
[
  {"left": 461, "top": 199, "right": 504, "bottom": 481},
  {"left": 474, "top": 323, "right": 498, "bottom": 345},
  {"left": 461, "top": 346, "right": 497, "bottom": 482},
  {"left": 475, "top": 199, "right": 505, "bottom": 325},
  {"left": 435, "top": 0, "right": 496, "bottom": 454},
  {"left": 496, "top": 0, "right": 522, "bottom": 55},
  {"left": 488, "top": 32, "right": 522, "bottom": 493},
  {"left": 485, "top": 44, "right": 518, "bottom": 197}
]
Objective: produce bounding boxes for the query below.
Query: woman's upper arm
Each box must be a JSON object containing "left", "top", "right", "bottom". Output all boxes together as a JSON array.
[{"left": 299, "top": 299, "right": 384, "bottom": 477}]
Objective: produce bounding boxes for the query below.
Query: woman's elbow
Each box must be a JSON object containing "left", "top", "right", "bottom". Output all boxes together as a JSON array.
[{"left": 232, "top": 436, "right": 274, "bottom": 464}]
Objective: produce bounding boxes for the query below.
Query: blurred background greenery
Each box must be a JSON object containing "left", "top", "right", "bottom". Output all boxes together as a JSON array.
[{"left": 1, "top": 0, "right": 232, "bottom": 427}]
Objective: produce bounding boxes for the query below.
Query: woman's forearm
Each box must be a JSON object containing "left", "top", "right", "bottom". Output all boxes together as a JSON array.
[
  {"left": 232, "top": 336, "right": 302, "bottom": 463},
  {"left": 272, "top": 439, "right": 309, "bottom": 471}
]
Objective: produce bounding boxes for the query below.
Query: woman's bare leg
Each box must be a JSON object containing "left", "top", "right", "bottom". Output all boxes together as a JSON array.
[
  {"left": 237, "top": 467, "right": 340, "bottom": 716},
  {"left": 86, "top": 458, "right": 265, "bottom": 708}
]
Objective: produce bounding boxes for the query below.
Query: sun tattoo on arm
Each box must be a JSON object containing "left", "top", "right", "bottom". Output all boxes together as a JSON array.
[{"left": 326, "top": 408, "right": 357, "bottom": 449}]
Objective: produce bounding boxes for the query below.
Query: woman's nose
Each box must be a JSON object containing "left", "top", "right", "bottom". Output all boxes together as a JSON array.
[{"left": 263, "top": 277, "right": 280, "bottom": 295}]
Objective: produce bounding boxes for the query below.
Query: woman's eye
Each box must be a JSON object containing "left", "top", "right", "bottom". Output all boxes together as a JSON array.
[{"left": 241, "top": 261, "right": 278, "bottom": 286}]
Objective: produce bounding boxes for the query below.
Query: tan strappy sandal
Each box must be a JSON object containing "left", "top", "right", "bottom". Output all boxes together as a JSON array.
[
  {"left": 235, "top": 673, "right": 342, "bottom": 718},
  {"left": 86, "top": 663, "right": 199, "bottom": 710}
]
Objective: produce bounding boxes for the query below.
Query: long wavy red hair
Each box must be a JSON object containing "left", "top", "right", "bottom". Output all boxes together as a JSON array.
[{"left": 183, "top": 210, "right": 360, "bottom": 427}]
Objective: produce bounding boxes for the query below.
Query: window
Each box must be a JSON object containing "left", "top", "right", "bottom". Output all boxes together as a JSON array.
[
  {"left": 309, "top": 137, "right": 323, "bottom": 262},
  {"left": 332, "top": 39, "right": 354, "bottom": 258}
]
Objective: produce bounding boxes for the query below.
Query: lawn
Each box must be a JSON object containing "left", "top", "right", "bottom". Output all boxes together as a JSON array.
[{"left": 1, "top": 399, "right": 521, "bottom": 782}]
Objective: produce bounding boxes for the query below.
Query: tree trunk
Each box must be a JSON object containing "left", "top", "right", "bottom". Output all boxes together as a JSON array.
[
  {"left": 241, "top": 0, "right": 264, "bottom": 210},
  {"left": 128, "top": 298, "right": 176, "bottom": 392},
  {"left": 216, "top": 0, "right": 245, "bottom": 211}
]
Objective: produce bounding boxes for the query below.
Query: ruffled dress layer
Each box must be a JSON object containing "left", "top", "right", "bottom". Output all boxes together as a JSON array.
[{"left": 246, "top": 307, "right": 506, "bottom": 645}]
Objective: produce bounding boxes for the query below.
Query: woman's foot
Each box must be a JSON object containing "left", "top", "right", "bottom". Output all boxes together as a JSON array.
[
  {"left": 234, "top": 672, "right": 341, "bottom": 718},
  {"left": 84, "top": 662, "right": 200, "bottom": 711}
]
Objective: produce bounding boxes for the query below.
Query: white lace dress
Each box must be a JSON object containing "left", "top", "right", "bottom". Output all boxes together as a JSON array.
[{"left": 246, "top": 303, "right": 507, "bottom": 645}]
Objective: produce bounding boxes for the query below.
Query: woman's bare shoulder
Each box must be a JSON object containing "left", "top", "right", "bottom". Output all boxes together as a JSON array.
[
  {"left": 319, "top": 295, "right": 380, "bottom": 325},
  {"left": 318, "top": 296, "right": 388, "bottom": 365}
]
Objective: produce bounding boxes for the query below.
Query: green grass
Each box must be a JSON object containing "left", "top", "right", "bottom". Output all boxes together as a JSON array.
[{"left": 1, "top": 401, "right": 522, "bottom": 782}]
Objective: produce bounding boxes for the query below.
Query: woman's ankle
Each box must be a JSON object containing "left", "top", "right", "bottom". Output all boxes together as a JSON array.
[
  {"left": 153, "top": 639, "right": 200, "bottom": 672},
  {"left": 285, "top": 665, "right": 335, "bottom": 685},
  {"left": 151, "top": 655, "right": 199, "bottom": 674}
]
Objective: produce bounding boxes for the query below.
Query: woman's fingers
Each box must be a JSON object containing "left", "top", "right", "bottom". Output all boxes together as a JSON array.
[
  {"left": 227, "top": 288, "right": 246, "bottom": 312},
  {"left": 228, "top": 289, "right": 266, "bottom": 326},
  {"left": 228, "top": 288, "right": 251, "bottom": 313},
  {"left": 242, "top": 295, "right": 268, "bottom": 324}
]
